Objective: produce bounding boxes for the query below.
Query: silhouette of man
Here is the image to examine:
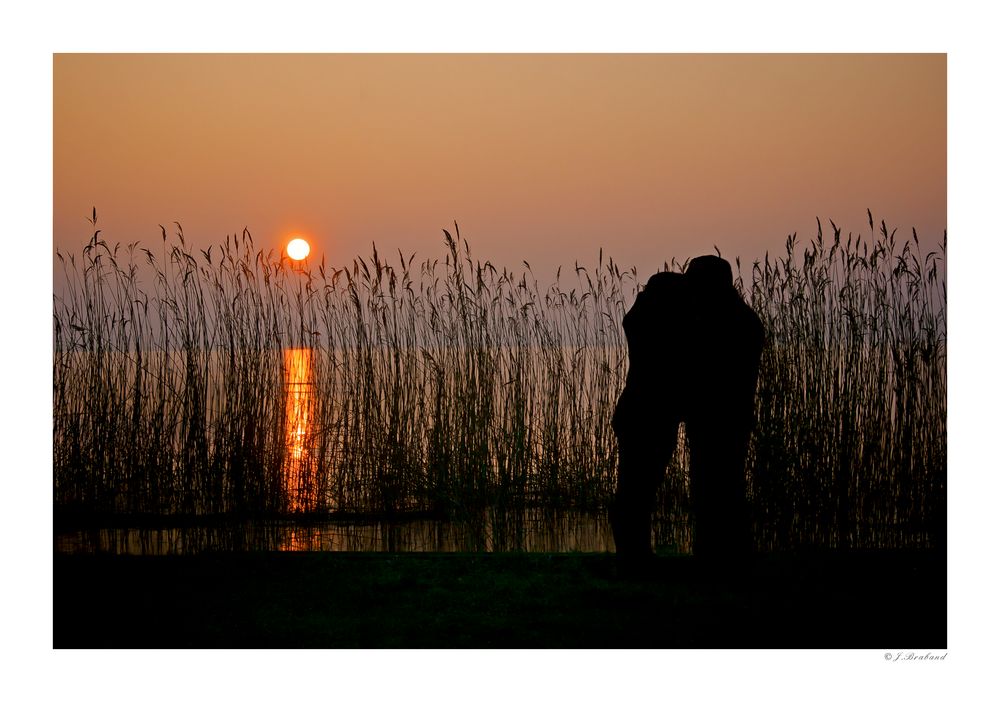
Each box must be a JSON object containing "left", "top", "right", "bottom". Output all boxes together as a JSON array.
[{"left": 611, "top": 256, "right": 764, "bottom": 561}]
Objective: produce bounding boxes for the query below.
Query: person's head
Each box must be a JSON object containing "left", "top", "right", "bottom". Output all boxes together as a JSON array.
[{"left": 685, "top": 255, "right": 733, "bottom": 293}]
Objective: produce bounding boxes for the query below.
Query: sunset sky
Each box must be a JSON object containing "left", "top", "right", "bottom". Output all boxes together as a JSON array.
[{"left": 53, "top": 53, "right": 945, "bottom": 283}]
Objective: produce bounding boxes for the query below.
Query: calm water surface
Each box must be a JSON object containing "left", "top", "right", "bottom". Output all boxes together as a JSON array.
[{"left": 53, "top": 510, "right": 636, "bottom": 556}]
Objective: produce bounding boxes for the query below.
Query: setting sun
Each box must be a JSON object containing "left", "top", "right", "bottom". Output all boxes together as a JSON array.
[{"left": 287, "top": 238, "right": 310, "bottom": 261}]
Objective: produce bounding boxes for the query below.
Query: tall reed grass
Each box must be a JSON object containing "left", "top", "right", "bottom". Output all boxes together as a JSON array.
[
  {"left": 53, "top": 212, "right": 945, "bottom": 550},
  {"left": 745, "top": 215, "right": 946, "bottom": 549}
]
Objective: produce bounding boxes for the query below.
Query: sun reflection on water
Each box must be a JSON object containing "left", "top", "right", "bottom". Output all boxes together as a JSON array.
[{"left": 284, "top": 348, "right": 314, "bottom": 512}]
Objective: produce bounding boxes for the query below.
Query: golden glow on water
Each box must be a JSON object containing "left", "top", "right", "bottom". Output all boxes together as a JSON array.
[
  {"left": 54, "top": 510, "right": 621, "bottom": 555},
  {"left": 284, "top": 348, "right": 314, "bottom": 512}
]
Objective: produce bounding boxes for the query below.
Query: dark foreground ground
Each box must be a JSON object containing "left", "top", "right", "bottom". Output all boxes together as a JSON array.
[{"left": 54, "top": 549, "right": 945, "bottom": 648}]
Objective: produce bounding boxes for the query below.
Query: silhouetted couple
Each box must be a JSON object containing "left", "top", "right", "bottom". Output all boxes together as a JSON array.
[{"left": 611, "top": 256, "right": 764, "bottom": 563}]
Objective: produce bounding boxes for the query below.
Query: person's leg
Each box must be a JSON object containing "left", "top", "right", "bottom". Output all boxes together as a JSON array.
[
  {"left": 611, "top": 400, "right": 677, "bottom": 558},
  {"left": 688, "top": 422, "right": 752, "bottom": 560}
]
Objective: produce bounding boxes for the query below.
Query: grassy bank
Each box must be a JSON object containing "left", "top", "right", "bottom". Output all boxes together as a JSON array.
[{"left": 54, "top": 549, "right": 945, "bottom": 648}]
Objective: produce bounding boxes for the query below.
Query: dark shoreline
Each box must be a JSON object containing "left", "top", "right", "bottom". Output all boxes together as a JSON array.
[{"left": 54, "top": 548, "right": 945, "bottom": 648}]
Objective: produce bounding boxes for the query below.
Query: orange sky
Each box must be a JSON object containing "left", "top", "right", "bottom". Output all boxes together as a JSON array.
[{"left": 53, "top": 54, "right": 945, "bottom": 280}]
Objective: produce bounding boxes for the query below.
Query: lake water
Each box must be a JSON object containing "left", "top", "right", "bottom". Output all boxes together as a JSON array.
[{"left": 53, "top": 510, "right": 632, "bottom": 556}]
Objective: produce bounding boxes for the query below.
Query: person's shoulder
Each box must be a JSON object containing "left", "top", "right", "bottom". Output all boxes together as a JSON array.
[
  {"left": 735, "top": 297, "right": 765, "bottom": 339},
  {"left": 643, "top": 271, "right": 685, "bottom": 294}
]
